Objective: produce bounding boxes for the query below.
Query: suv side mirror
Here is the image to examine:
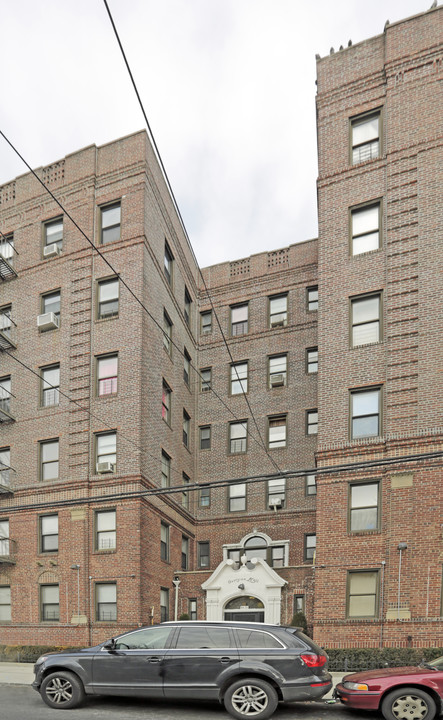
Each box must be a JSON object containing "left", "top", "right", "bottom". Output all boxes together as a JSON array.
[{"left": 103, "top": 638, "right": 116, "bottom": 651}]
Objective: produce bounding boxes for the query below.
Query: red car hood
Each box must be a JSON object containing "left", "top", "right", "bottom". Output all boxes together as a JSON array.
[{"left": 343, "top": 666, "right": 430, "bottom": 682}]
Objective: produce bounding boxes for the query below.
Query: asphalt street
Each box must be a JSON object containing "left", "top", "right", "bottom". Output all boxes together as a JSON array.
[{"left": 0, "top": 685, "right": 380, "bottom": 720}]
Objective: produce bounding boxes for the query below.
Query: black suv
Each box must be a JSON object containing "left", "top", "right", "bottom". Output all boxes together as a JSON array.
[{"left": 33, "top": 621, "right": 332, "bottom": 719}]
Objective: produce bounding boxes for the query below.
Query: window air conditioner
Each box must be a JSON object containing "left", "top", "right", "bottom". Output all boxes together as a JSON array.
[
  {"left": 96, "top": 461, "right": 115, "bottom": 474},
  {"left": 43, "top": 243, "right": 61, "bottom": 258},
  {"left": 270, "top": 319, "right": 285, "bottom": 328},
  {"left": 270, "top": 373, "right": 285, "bottom": 387},
  {"left": 269, "top": 497, "right": 283, "bottom": 508},
  {"left": 37, "top": 312, "right": 60, "bottom": 331}
]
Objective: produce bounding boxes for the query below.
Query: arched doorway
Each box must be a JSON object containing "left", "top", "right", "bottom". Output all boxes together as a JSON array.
[{"left": 224, "top": 596, "right": 265, "bottom": 623}]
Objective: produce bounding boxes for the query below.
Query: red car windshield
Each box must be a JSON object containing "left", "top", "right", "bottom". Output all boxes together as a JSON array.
[{"left": 423, "top": 656, "right": 443, "bottom": 670}]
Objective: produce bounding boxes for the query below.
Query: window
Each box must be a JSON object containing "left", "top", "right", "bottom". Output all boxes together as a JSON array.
[
  {"left": 306, "top": 348, "right": 318, "bottom": 374},
  {"left": 160, "top": 588, "right": 169, "bottom": 622},
  {"left": 200, "top": 310, "right": 212, "bottom": 335},
  {"left": 96, "top": 509, "right": 116, "bottom": 550},
  {"left": 268, "top": 478, "right": 286, "bottom": 509},
  {"left": 307, "top": 286, "right": 318, "bottom": 311},
  {"left": 182, "top": 473, "right": 190, "bottom": 510},
  {"left": 226, "top": 534, "right": 287, "bottom": 568},
  {"left": 198, "top": 541, "right": 209, "bottom": 568},
  {"left": 347, "top": 570, "right": 378, "bottom": 618},
  {"left": 184, "top": 288, "right": 192, "bottom": 326},
  {"left": 0, "top": 519, "right": 9, "bottom": 556},
  {"left": 294, "top": 595, "right": 305, "bottom": 614},
  {"left": 98, "top": 278, "right": 119, "bottom": 319},
  {"left": 0, "top": 448, "right": 11, "bottom": 489},
  {"left": 268, "top": 416, "right": 287, "bottom": 449},
  {"left": 41, "top": 364, "right": 60, "bottom": 407},
  {"left": 95, "top": 431, "right": 116, "bottom": 471},
  {"left": 271, "top": 546, "right": 285, "bottom": 568},
  {"left": 160, "top": 522, "right": 169, "bottom": 561},
  {"left": 350, "top": 482, "right": 379, "bottom": 532},
  {"left": 0, "top": 233, "right": 14, "bottom": 265},
  {"left": 351, "top": 111, "right": 380, "bottom": 165},
  {"left": 100, "top": 203, "right": 121, "bottom": 244},
  {"left": 96, "top": 582, "right": 117, "bottom": 621},
  {"left": 306, "top": 474, "right": 317, "bottom": 496},
  {"left": 269, "top": 354, "right": 287, "bottom": 388},
  {"left": 306, "top": 410, "right": 318, "bottom": 435},
  {"left": 0, "top": 305, "right": 12, "bottom": 339},
  {"left": 40, "top": 439, "right": 59, "bottom": 481},
  {"left": 199, "top": 425, "right": 211, "bottom": 450},
  {"left": 44, "top": 217, "right": 63, "bottom": 252},
  {"left": 229, "top": 421, "right": 247, "bottom": 454},
  {"left": 162, "top": 381, "right": 171, "bottom": 425},
  {"left": 161, "top": 451, "right": 171, "bottom": 488},
  {"left": 115, "top": 625, "right": 172, "bottom": 650},
  {"left": 97, "top": 354, "right": 118, "bottom": 396},
  {"left": 199, "top": 484, "right": 210, "bottom": 507},
  {"left": 40, "top": 515, "right": 58, "bottom": 553},
  {"left": 351, "top": 202, "right": 381, "bottom": 256},
  {"left": 305, "top": 534, "right": 316, "bottom": 561},
  {"left": 176, "top": 626, "right": 233, "bottom": 649},
  {"left": 351, "top": 293, "right": 381, "bottom": 347},
  {"left": 164, "top": 242, "right": 173, "bottom": 285},
  {"left": 0, "top": 377, "right": 12, "bottom": 415},
  {"left": 181, "top": 536, "right": 189, "bottom": 570},
  {"left": 230, "top": 304, "right": 248, "bottom": 336},
  {"left": 0, "top": 586, "right": 11, "bottom": 622},
  {"left": 41, "top": 584, "right": 59, "bottom": 621},
  {"left": 183, "top": 349, "right": 191, "bottom": 386},
  {"left": 229, "top": 483, "right": 246, "bottom": 512},
  {"left": 163, "top": 311, "right": 172, "bottom": 355},
  {"left": 269, "top": 294, "right": 288, "bottom": 328},
  {"left": 183, "top": 410, "right": 190, "bottom": 448},
  {"left": 189, "top": 598, "right": 197, "bottom": 620},
  {"left": 351, "top": 387, "right": 381, "bottom": 439},
  {"left": 42, "top": 290, "right": 61, "bottom": 319},
  {"left": 200, "top": 367, "right": 212, "bottom": 392},
  {"left": 230, "top": 362, "right": 248, "bottom": 395}
]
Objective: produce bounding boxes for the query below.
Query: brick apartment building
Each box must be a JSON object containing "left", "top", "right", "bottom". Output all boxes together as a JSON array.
[{"left": 0, "top": 6, "right": 441, "bottom": 649}]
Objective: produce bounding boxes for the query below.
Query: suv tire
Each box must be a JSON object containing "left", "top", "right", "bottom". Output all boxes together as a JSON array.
[
  {"left": 40, "top": 670, "right": 85, "bottom": 709},
  {"left": 224, "top": 677, "right": 278, "bottom": 720},
  {"left": 381, "top": 687, "right": 437, "bottom": 720}
]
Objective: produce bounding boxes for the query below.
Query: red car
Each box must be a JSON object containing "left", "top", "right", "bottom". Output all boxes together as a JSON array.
[{"left": 334, "top": 656, "right": 443, "bottom": 720}]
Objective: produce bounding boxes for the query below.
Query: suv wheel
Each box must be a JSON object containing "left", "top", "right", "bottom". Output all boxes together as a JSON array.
[
  {"left": 381, "top": 687, "right": 437, "bottom": 720},
  {"left": 224, "top": 677, "right": 278, "bottom": 720},
  {"left": 40, "top": 670, "right": 85, "bottom": 709}
]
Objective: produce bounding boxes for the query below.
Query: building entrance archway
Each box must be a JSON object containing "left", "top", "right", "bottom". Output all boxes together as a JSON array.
[{"left": 223, "top": 595, "right": 265, "bottom": 623}]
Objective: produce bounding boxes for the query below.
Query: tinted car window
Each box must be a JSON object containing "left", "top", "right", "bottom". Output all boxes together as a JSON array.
[
  {"left": 115, "top": 626, "right": 172, "bottom": 649},
  {"left": 236, "top": 629, "right": 284, "bottom": 649},
  {"left": 175, "top": 626, "right": 233, "bottom": 649}
]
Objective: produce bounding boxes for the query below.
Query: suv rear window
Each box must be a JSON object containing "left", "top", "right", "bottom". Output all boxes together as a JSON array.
[
  {"left": 236, "top": 629, "right": 284, "bottom": 648},
  {"left": 175, "top": 626, "right": 233, "bottom": 648}
]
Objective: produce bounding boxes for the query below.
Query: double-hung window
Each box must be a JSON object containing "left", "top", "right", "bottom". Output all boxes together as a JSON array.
[
  {"left": 40, "top": 439, "right": 59, "bottom": 481},
  {"left": 44, "top": 218, "right": 63, "bottom": 252},
  {"left": 160, "top": 588, "right": 169, "bottom": 622},
  {"left": 347, "top": 570, "right": 378, "bottom": 618},
  {"left": 98, "top": 278, "right": 119, "bottom": 319},
  {"left": 100, "top": 203, "right": 121, "bottom": 244},
  {"left": 96, "top": 510, "right": 116, "bottom": 550},
  {"left": 97, "top": 354, "right": 118, "bottom": 396},
  {"left": 199, "top": 426, "right": 211, "bottom": 450},
  {"left": 181, "top": 536, "right": 189, "bottom": 570},
  {"left": 230, "top": 304, "right": 248, "bottom": 336},
  {"left": 96, "top": 582, "right": 117, "bottom": 621},
  {"left": 306, "top": 410, "right": 318, "bottom": 435},
  {"left": 95, "top": 432, "right": 116, "bottom": 472},
  {"left": 164, "top": 242, "right": 173, "bottom": 285},
  {"left": 41, "top": 584, "right": 59, "bottom": 621},
  {"left": 162, "top": 381, "right": 171, "bottom": 425},
  {"left": 305, "top": 533, "right": 316, "bottom": 561},
  {"left": 0, "top": 305, "right": 12, "bottom": 339},
  {"left": 41, "top": 365, "right": 60, "bottom": 407},
  {"left": 200, "top": 311, "right": 212, "bottom": 335},
  {"left": 350, "top": 482, "right": 379, "bottom": 532},
  {"left": 161, "top": 451, "right": 171, "bottom": 487},
  {"left": 268, "top": 478, "right": 286, "bottom": 509},
  {"left": 183, "top": 350, "right": 191, "bottom": 386},
  {"left": 200, "top": 367, "right": 212, "bottom": 392},
  {"left": 306, "top": 348, "right": 318, "bottom": 374},
  {"left": 269, "top": 354, "right": 287, "bottom": 388},
  {"left": 183, "top": 410, "right": 190, "bottom": 448},
  {"left": 268, "top": 416, "right": 287, "bottom": 448},
  {"left": 0, "top": 519, "right": 10, "bottom": 556},
  {"left": 182, "top": 473, "right": 190, "bottom": 509},
  {"left": 229, "top": 483, "right": 246, "bottom": 512},
  {"left": 40, "top": 515, "right": 58, "bottom": 553},
  {"left": 306, "top": 474, "right": 317, "bottom": 496},
  {"left": 230, "top": 362, "right": 248, "bottom": 395},
  {"left": 198, "top": 541, "right": 210, "bottom": 568},
  {"left": 199, "top": 485, "right": 210, "bottom": 507},
  {"left": 307, "top": 287, "right": 318, "bottom": 311},
  {"left": 184, "top": 288, "right": 192, "bottom": 326},
  {"left": 351, "top": 202, "right": 381, "bottom": 256},
  {"left": 0, "top": 586, "right": 11, "bottom": 622},
  {"left": 351, "top": 387, "right": 381, "bottom": 439},
  {"left": 269, "top": 294, "right": 288, "bottom": 327},
  {"left": 351, "top": 293, "right": 381, "bottom": 347},
  {"left": 351, "top": 111, "right": 380, "bottom": 165},
  {"left": 229, "top": 421, "right": 247, "bottom": 454},
  {"left": 0, "top": 449, "right": 11, "bottom": 489},
  {"left": 0, "top": 377, "right": 12, "bottom": 416},
  {"left": 160, "top": 522, "right": 169, "bottom": 561},
  {"left": 163, "top": 311, "right": 172, "bottom": 354},
  {"left": 42, "top": 291, "right": 61, "bottom": 323}
]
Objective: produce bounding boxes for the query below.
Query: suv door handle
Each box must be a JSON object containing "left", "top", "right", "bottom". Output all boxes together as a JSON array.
[
  {"left": 220, "top": 657, "right": 233, "bottom": 664},
  {"left": 146, "top": 656, "right": 161, "bottom": 663}
]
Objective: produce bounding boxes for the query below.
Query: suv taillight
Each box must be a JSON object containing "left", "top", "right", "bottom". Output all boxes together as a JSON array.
[{"left": 300, "top": 653, "right": 327, "bottom": 668}]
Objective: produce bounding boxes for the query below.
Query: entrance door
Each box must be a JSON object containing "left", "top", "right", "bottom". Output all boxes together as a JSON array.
[{"left": 224, "top": 611, "right": 265, "bottom": 622}]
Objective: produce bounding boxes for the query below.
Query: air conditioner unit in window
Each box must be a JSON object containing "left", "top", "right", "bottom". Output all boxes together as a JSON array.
[
  {"left": 270, "top": 373, "right": 285, "bottom": 387},
  {"left": 269, "top": 497, "right": 283, "bottom": 509},
  {"left": 96, "top": 461, "right": 115, "bottom": 474},
  {"left": 43, "top": 243, "right": 61, "bottom": 258},
  {"left": 270, "top": 319, "right": 285, "bottom": 328},
  {"left": 37, "top": 312, "right": 59, "bottom": 331}
]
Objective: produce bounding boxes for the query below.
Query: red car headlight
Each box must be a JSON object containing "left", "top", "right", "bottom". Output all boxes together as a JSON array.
[{"left": 343, "top": 681, "right": 369, "bottom": 691}]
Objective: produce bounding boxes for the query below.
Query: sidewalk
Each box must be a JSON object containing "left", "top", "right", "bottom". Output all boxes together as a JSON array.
[{"left": 0, "top": 661, "right": 344, "bottom": 695}]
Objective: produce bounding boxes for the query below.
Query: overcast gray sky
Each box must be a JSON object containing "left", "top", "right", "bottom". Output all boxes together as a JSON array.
[{"left": 0, "top": 0, "right": 432, "bottom": 267}]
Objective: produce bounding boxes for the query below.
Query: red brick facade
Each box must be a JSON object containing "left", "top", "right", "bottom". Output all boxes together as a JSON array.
[{"left": 0, "top": 6, "right": 441, "bottom": 648}]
